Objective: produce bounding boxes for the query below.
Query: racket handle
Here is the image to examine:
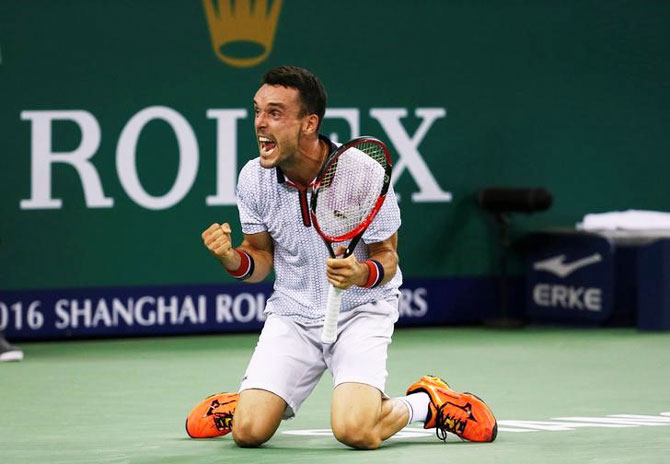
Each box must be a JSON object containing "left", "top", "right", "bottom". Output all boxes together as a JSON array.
[{"left": 321, "top": 285, "right": 343, "bottom": 344}]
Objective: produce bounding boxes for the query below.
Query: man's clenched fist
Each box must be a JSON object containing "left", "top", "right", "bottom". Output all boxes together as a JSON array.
[{"left": 201, "top": 223, "right": 240, "bottom": 270}]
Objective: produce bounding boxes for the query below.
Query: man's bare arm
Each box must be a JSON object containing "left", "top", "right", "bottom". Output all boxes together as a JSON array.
[{"left": 201, "top": 223, "right": 274, "bottom": 283}]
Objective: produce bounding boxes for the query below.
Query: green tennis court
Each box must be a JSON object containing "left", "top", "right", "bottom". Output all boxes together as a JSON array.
[{"left": 2, "top": 327, "right": 668, "bottom": 463}]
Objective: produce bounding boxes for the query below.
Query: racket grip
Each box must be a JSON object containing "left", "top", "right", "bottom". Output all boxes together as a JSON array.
[{"left": 321, "top": 285, "right": 343, "bottom": 344}]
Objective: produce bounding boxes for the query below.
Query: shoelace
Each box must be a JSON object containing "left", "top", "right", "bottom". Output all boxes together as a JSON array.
[{"left": 434, "top": 403, "right": 468, "bottom": 442}]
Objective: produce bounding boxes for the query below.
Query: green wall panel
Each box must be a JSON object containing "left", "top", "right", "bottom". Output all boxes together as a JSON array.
[{"left": 1, "top": 1, "right": 669, "bottom": 290}]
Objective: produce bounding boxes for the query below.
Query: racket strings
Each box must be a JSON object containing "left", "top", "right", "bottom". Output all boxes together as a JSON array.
[{"left": 314, "top": 142, "right": 388, "bottom": 239}]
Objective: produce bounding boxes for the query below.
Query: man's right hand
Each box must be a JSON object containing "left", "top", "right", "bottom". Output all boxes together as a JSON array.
[{"left": 202, "top": 223, "right": 240, "bottom": 270}]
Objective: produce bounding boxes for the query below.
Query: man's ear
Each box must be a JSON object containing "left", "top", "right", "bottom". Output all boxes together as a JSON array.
[{"left": 302, "top": 113, "right": 320, "bottom": 135}]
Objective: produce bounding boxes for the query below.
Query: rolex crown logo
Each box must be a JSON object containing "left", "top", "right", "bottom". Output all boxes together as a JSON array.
[{"left": 203, "top": 0, "right": 283, "bottom": 68}]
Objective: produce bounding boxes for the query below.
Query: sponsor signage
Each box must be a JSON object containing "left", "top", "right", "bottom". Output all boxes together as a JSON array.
[
  {"left": 203, "top": 0, "right": 283, "bottom": 68},
  {"left": 0, "top": 277, "right": 496, "bottom": 340},
  {"left": 18, "top": 106, "right": 451, "bottom": 211},
  {"left": 526, "top": 233, "right": 614, "bottom": 324}
]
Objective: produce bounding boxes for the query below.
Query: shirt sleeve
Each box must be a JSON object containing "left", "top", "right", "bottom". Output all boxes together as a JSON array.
[
  {"left": 362, "top": 182, "right": 401, "bottom": 244},
  {"left": 236, "top": 160, "right": 267, "bottom": 235}
]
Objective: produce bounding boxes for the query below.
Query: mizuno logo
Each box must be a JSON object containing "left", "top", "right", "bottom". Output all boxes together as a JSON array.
[{"left": 533, "top": 253, "right": 603, "bottom": 278}]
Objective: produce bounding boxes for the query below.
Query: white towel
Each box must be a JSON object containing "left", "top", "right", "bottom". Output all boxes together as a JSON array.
[{"left": 577, "top": 210, "right": 670, "bottom": 230}]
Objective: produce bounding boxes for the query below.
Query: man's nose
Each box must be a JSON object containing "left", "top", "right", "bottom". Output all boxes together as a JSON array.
[{"left": 255, "top": 112, "right": 267, "bottom": 129}]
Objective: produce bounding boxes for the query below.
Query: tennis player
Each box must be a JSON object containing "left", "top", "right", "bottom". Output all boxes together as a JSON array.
[{"left": 186, "top": 66, "right": 497, "bottom": 448}]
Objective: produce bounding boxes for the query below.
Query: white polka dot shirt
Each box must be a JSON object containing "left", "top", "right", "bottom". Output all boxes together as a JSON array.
[{"left": 236, "top": 138, "right": 403, "bottom": 326}]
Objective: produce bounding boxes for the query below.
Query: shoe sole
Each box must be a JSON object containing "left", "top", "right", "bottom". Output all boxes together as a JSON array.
[{"left": 185, "top": 393, "right": 236, "bottom": 439}]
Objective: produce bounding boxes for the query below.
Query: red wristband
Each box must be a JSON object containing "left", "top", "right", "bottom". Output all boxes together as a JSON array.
[
  {"left": 363, "top": 260, "right": 384, "bottom": 288},
  {"left": 227, "top": 249, "right": 254, "bottom": 280}
]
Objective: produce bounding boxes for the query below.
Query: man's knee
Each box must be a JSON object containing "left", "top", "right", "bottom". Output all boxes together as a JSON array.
[
  {"left": 331, "top": 383, "right": 384, "bottom": 449},
  {"left": 332, "top": 418, "right": 381, "bottom": 450},
  {"left": 232, "top": 389, "right": 286, "bottom": 448},
  {"left": 232, "top": 415, "right": 274, "bottom": 448}
]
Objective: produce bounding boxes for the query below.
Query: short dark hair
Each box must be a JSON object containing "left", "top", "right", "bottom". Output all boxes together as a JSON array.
[{"left": 262, "top": 66, "right": 327, "bottom": 130}]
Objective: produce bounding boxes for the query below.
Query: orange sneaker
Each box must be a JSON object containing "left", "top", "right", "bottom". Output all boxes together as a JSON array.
[
  {"left": 406, "top": 375, "right": 497, "bottom": 442},
  {"left": 185, "top": 392, "right": 238, "bottom": 438}
]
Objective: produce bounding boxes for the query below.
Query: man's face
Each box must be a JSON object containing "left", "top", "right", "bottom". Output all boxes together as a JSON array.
[{"left": 253, "top": 84, "right": 306, "bottom": 169}]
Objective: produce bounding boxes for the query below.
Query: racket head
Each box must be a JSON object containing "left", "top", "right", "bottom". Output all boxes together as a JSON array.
[{"left": 310, "top": 136, "right": 392, "bottom": 244}]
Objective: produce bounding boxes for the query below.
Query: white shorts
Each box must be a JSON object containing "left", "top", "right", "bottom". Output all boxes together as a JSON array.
[{"left": 239, "top": 299, "right": 399, "bottom": 419}]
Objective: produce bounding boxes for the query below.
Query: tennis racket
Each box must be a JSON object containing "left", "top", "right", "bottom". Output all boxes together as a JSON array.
[{"left": 310, "top": 136, "right": 393, "bottom": 344}]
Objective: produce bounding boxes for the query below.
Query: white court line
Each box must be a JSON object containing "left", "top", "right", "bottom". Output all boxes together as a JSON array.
[{"left": 282, "top": 412, "right": 670, "bottom": 438}]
